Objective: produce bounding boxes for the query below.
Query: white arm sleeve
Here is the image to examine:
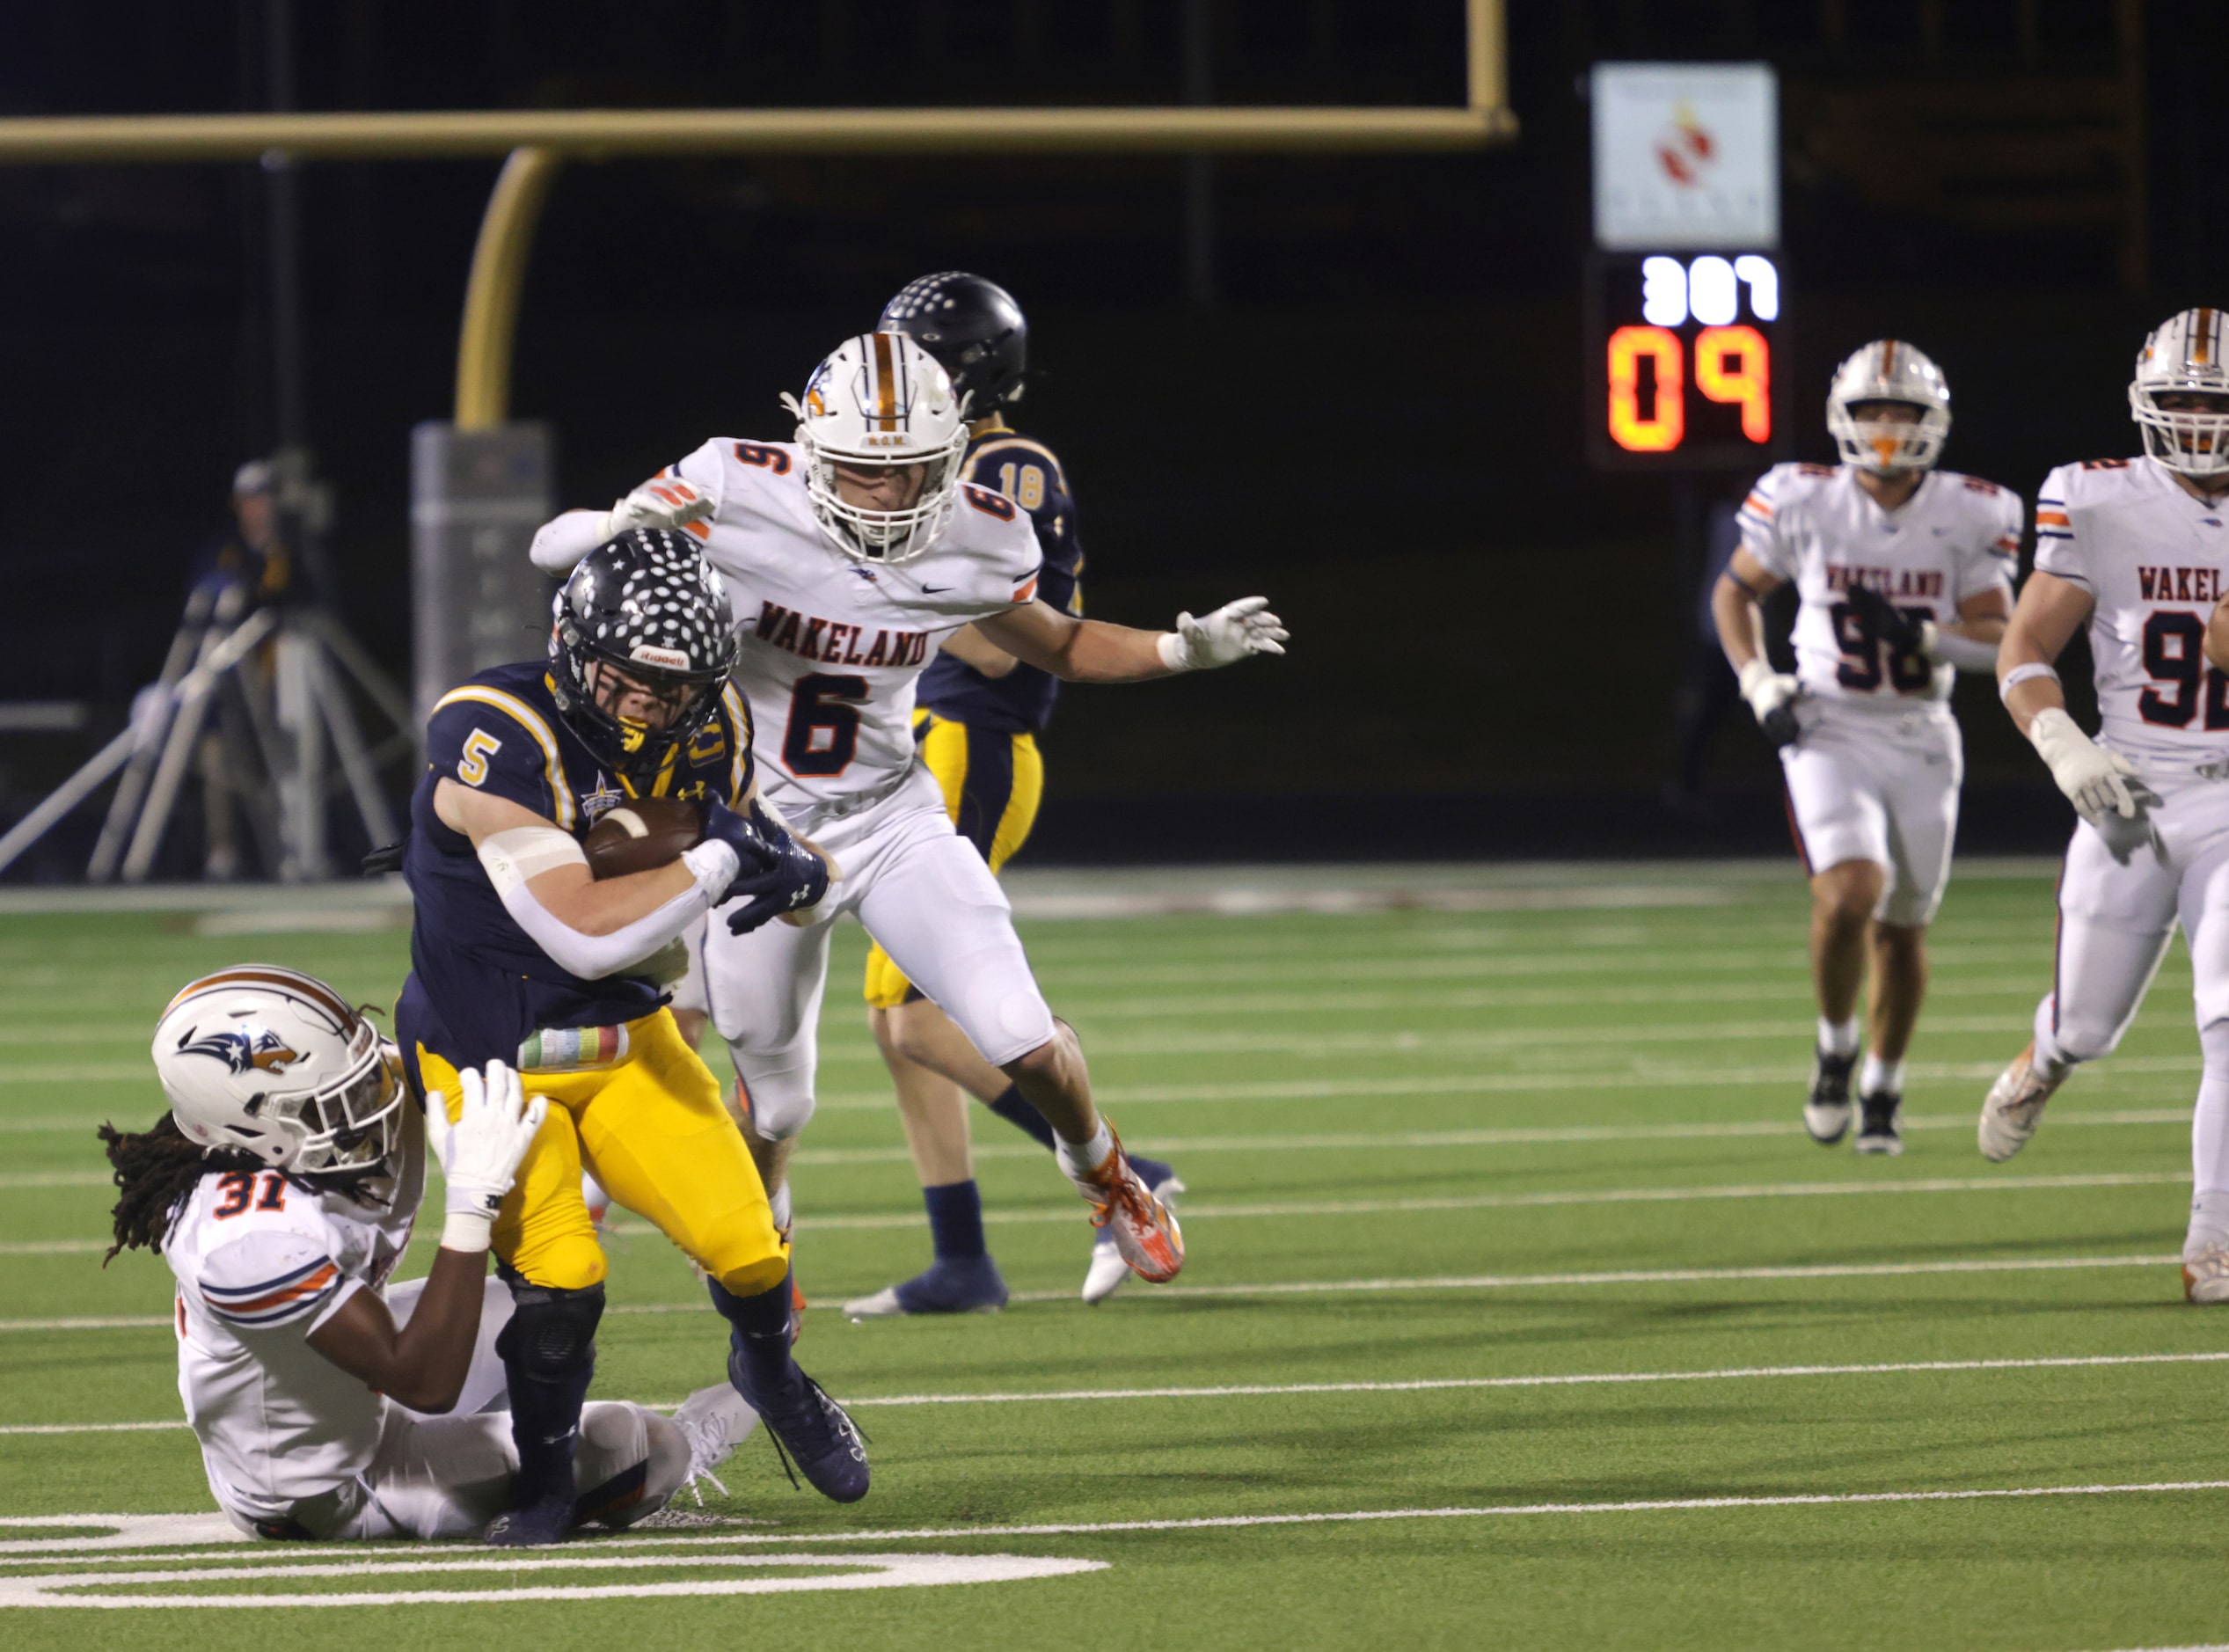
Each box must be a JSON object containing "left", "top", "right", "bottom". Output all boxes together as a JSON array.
[
  {"left": 1929, "top": 627, "right": 2002, "bottom": 673},
  {"left": 529, "top": 508, "right": 613, "bottom": 576},
  {"left": 483, "top": 832, "right": 740, "bottom": 980}
]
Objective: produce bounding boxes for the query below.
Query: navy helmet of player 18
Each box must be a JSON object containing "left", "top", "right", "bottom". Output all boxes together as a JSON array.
[
  {"left": 545, "top": 528, "right": 739, "bottom": 785},
  {"left": 879, "top": 271, "right": 1029, "bottom": 417}
]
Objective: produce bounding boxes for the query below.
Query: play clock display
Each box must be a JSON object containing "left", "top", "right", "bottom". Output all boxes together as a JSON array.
[{"left": 1584, "top": 251, "right": 1787, "bottom": 471}]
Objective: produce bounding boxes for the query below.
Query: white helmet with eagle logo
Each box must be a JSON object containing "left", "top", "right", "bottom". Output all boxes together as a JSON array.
[
  {"left": 1826, "top": 340, "right": 1952, "bottom": 474},
  {"left": 151, "top": 966, "right": 404, "bottom": 1173},
  {"left": 2130, "top": 307, "right": 2229, "bottom": 479},
  {"left": 782, "top": 332, "right": 970, "bottom": 565}
]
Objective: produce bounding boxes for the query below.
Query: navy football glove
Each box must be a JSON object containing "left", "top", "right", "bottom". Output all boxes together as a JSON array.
[
  {"left": 721, "top": 800, "right": 830, "bottom": 936},
  {"left": 699, "top": 796, "right": 779, "bottom": 886},
  {"left": 1845, "top": 583, "right": 1927, "bottom": 654}
]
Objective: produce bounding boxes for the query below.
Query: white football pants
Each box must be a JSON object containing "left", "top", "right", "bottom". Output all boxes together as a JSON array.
[
  {"left": 1779, "top": 700, "right": 1962, "bottom": 927},
  {"left": 695, "top": 764, "right": 1056, "bottom": 1141},
  {"left": 2030, "top": 764, "right": 2229, "bottom": 1254},
  {"left": 216, "top": 1277, "right": 689, "bottom": 1542}
]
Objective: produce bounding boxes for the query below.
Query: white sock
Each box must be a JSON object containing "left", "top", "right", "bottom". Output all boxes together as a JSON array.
[
  {"left": 1055, "top": 1121, "right": 1115, "bottom": 1181},
  {"left": 2189, "top": 1022, "right": 2229, "bottom": 1259},
  {"left": 768, "top": 1181, "right": 793, "bottom": 1237},
  {"left": 1818, "top": 1016, "right": 1861, "bottom": 1059},
  {"left": 1860, "top": 1054, "right": 1905, "bottom": 1097}
]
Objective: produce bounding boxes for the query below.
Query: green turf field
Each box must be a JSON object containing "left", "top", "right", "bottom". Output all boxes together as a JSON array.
[{"left": 2, "top": 863, "right": 2225, "bottom": 1650}]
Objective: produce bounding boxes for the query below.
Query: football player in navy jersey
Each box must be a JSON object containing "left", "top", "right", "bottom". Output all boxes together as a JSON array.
[
  {"left": 841, "top": 273, "right": 1182, "bottom": 1316},
  {"left": 397, "top": 528, "right": 864, "bottom": 1545}
]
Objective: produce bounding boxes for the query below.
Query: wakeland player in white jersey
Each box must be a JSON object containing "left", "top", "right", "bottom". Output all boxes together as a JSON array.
[
  {"left": 530, "top": 331, "right": 1285, "bottom": 1289},
  {"left": 98, "top": 966, "right": 752, "bottom": 1540},
  {"left": 1715, "top": 340, "right": 2019, "bottom": 1154},
  {"left": 1982, "top": 307, "right": 2229, "bottom": 1303}
]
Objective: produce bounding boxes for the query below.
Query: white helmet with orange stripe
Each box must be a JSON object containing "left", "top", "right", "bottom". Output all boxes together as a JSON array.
[
  {"left": 1825, "top": 340, "right": 1952, "bottom": 474},
  {"left": 2130, "top": 307, "right": 2229, "bottom": 479},
  {"left": 152, "top": 966, "right": 404, "bottom": 1173},
  {"left": 781, "top": 332, "right": 969, "bottom": 565}
]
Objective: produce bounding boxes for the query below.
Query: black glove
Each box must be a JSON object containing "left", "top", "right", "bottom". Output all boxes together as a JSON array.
[
  {"left": 1758, "top": 705, "right": 1801, "bottom": 748},
  {"left": 1845, "top": 583, "right": 1926, "bottom": 654},
  {"left": 720, "top": 800, "right": 831, "bottom": 936}
]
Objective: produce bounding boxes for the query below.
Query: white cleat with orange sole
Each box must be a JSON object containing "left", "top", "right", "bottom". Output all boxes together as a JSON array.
[
  {"left": 2183, "top": 1247, "right": 2229, "bottom": 1305},
  {"left": 1066, "top": 1130, "right": 1184, "bottom": 1285},
  {"left": 1978, "top": 1041, "right": 2065, "bottom": 1163}
]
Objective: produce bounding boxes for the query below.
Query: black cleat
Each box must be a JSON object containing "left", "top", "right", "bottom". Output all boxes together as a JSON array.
[
  {"left": 1854, "top": 1091, "right": 1904, "bottom": 1156},
  {"left": 1804, "top": 1048, "right": 1857, "bottom": 1144},
  {"left": 727, "top": 1347, "right": 870, "bottom": 1503},
  {"left": 484, "top": 1489, "right": 576, "bottom": 1547}
]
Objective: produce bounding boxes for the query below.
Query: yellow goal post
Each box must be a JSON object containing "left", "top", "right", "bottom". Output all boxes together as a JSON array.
[{"left": 0, "top": 1, "right": 1510, "bottom": 426}]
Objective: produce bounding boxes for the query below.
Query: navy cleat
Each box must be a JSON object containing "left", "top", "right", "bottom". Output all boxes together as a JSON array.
[
  {"left": 1804, "top": 1049, "right": 1857, "bottom": 1145},
  {"left": 842, "top": 1254, "right": 1007, "bottom": 1319},
  {"left": 1854, "top": 1091, "right": 1904, "bottom": 1156},
  {"left": 726, "top": 1345, "right": 870, "bottom": 1503},
  {"left": 1082, "top": 1155, "right": 1186, "bottom": 1305},
  {"left": 484, "top": 1488, "right": 576, "bottom": 1547}
]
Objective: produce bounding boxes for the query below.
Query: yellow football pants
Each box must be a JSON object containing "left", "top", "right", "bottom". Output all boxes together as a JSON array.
[
  {"left": 415, "top": 1008, "right": 786, "bottom": 1297},
  {"left": 863, "top": 710, "right": 1044, "bottom": 1009}
]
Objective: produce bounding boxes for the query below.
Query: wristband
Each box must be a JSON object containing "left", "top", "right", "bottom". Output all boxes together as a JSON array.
[
  {"left": 1154, "top": 631, "right": 1190, "bottom": 672},
  {"left": 441, "top": 1210, "right": 493, "bottom": 1252},
  {"left": 1999, "top": 662, "right": 2060, "bottom": 705},
  {"left": 681, "top": 838, "right": 741, "bottom": 899}
]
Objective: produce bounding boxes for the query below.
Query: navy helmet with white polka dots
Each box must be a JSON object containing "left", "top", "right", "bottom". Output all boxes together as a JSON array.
[{"left": 548, "top": 527, "right": 737, "bottom": 785}]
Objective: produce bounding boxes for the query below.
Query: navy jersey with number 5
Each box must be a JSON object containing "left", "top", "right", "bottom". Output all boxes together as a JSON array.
[
  {"left": 395, "top": 660, "right": 754, "bottom": 1076},
  {"left": 917, "top": 429, "right": 1085, "bottom": 735}
]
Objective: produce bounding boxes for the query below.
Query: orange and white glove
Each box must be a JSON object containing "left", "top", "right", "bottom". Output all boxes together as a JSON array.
[{"left": 604, "top": 477, "right": 713, "bottom": 541}]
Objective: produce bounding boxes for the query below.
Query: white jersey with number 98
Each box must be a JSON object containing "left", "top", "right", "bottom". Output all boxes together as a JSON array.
[
  {"left": 1738, "top": 461, "right": 2021, "bottom": 707},
  {"left": 656, "top": 438, "right": 1045, "bottom": 827}
]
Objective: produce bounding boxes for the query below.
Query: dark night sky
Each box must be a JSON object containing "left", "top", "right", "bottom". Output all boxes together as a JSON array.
[{"left": 1, "top": 0, "right": 2223, "bottom": 864}]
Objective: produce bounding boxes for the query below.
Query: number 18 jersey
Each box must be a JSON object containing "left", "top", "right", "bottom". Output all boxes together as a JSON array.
[
  {"left": 2035, "top": 455, "right": 2229, "bottom": 765},
  {"left": 658, "top": 439, "right": 1044, "bottom": 823},
  {"left": 1739, "top": 462, "right": 2021, "bottom": 708}
]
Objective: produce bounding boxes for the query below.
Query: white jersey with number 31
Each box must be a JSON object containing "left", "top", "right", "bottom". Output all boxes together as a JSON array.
[
  {"left": 1739, "top": 462, "right": 2021, "bottom": 707},
  {"left": 162, "top": 1121, "right": 422, "bottom": 1524},
  {"left": 659, "top": 439, "right": 1043, "bottom": 824},
  {"left": 2035, "top": 455, "right": 2229, "bottom": 766}
]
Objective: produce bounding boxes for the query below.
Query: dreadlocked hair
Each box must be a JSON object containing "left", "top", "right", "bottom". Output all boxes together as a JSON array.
[
  {"left": 99, "top": 1113, "right": 261, "bottom": 1264},
  {"left": 97, "top": 1113, "right": 394, "bottom": 1265}
]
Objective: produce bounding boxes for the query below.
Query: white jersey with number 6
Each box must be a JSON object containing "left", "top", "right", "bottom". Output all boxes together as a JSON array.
[
  {"left": 656, "top": 438, "right": 1043, "bottom": 826},
  {"left": 2034, "top": 455, "right": 2229, "bottom": 767},
  {"left": 1739, "top": 462, "right": 2021, "bottom": 707}
]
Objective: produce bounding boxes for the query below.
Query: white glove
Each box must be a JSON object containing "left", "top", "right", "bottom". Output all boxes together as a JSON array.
[
  {"left": 603, "top": 477, "right": 714, "bottom": 541},
  {"left": 1736, "top": 657, "right": 1799, "bottom": 722},
  {"left": 2028, "top": 707, "right": 2144, "bottom": 823},
  {"left": 428, "top": 1060, "right": 547, "bottom": 1253},
  {"left": 1155, "top": 596, "right": 1289, "bottom": 671}
]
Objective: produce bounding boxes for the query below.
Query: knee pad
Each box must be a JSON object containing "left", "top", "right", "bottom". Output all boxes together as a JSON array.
[
  {"left": 713, "top": 1248, "right": 791, "bottom": 1300},
  {"left": 496, "top": 1276, "right": 606, "bottom": 1378}
]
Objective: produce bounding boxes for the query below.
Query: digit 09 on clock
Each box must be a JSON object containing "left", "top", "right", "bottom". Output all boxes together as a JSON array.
[{"left": 1584, "top": 252, "right": 1788, "bottom": 471}]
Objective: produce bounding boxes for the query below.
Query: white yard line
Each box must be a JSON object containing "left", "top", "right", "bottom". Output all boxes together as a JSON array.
[
  {"left": 996, "top": 1253, "right": 2182, "bottom": 1302},
  {"left": 0, "top": 1252, "right": 2183, "bottom": 1336},
  {"left": 756, "top": 1171, "right": 2197, "bottom": 1235},
  {"left": 800, "top": 1054, "right": 2200, "bottom": 1111},
  {"left": 788, "top": 1107, "right": 2194, "bottom": 1165},
  {"left": 21, "top": 1477, "right": 2227, "bottom": 1566},
  {"left": 13, "top": 1349, "right": 2229, "bottom": 1436}
]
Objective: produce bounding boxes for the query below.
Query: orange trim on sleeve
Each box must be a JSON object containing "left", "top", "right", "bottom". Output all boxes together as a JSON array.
[
  {"left": 2036, "top": 510, "right": 2070, "bottom": 527},
  {"left": 1012, "top": 578, "right": 1039, "bottom": 604},
  {"left": 1743, "top": 493, "right": 1773, "bottom": 515},
  {"left": 682, "top": 519, "right": 712, "bottom": 542}
]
